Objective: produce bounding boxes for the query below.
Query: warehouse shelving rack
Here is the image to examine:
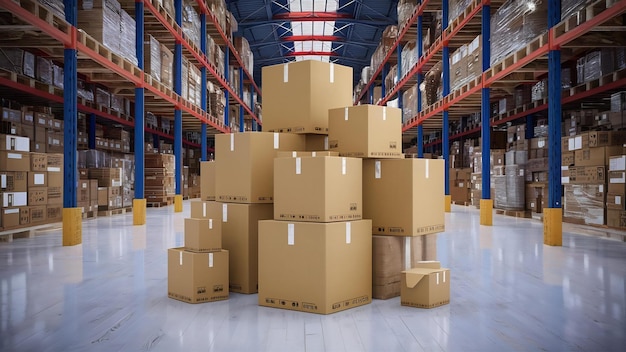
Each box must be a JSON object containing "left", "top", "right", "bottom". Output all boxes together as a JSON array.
[
  {"left": 355, "top": 0, "right": 626, "bottom": 244},
  {"left": 0, "top": 0, "right": 261, "bottom": 240}
]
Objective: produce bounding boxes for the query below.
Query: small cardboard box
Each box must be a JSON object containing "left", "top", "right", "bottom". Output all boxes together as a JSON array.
[
  {"left": 2, "top": 208, "right": 20, "bottom": 229},
  {"left": 30, "top": 153, "right": 47, "bottom": 172},
  {"left": 184, "top": 218, "right": 222, "bottom": 253},
  {"left": 0, "top": 151, "right": 30, "bottom": 172},
  {"left": 328, "top": 105, "right": 403, "bottom": 158},
  {"left": 401, "top": 261, "right": 450, "bottom": 309},
  {"left": 190, "top": 200, "right": 222, "bottom": 220},
  {"left": 167, "top": 248, "right": 229, "bottom": 304},
  {"left": 27, "top": 172, "right": 47, "bottom": 188},
  {"left": 258, "top": 220, "right": 372, "bottom": 314},
  {"left": 273, "top": 156, "right": 362, "bottom": 222},
  {"left": 29, "top": 205, "right": 47, "bottom": 224},
  {"left": 200, "top": 161, "right": 216, "bottom": 201},
  {"left": 0, "top": 172, "right": 27, "bottom": 192},
  {"left": 28, "top": 187, "right": 47, "bottom": 206},
  {"left": 19, "top": 207, "right": 29, "bottom": 225}
]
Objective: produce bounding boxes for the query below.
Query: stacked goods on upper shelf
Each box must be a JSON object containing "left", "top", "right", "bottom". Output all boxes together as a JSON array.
[
  {"left": 370, "top": 25, "right": 398, "bottom": 78},
  {"left": 234, "top": 37, "right": 254, "bottom": 77},
  {"left": 144, "top": 153, "right": 175, "bottom": 205},
  {"left": 449, "top": 0, "right": 474, "bottom": 24},
  {"left": 490, "top": 0, "right": 547, "bottom": 66},
  {"left": 77, "top": 0, "right": 138, "bottom": 66},
  {"left": 182, "top": 1, "right": 200, "bottom": 47},
  {"left": 208, "top": 81, "right": 226, "bottom": 119},
  {"left": 469, "top": 131, "right": 507, "bottom": 207},
  {"left": 81, "top": 149, "right": 134, "bottom": 210},
  {"left": 449, "top": 35, "right": 482, "bottom": 92},
  {"left": 207, "top": 0, "right": 239, "bottom": 42},
  {"left": 493, "top": 126, "right": 527, "bottom": 211},
  {"left": 424, "top": 61, "right": 442, "bottom": 106},
  {"left": 402, "top": 84, "right": 418, "bottom": 123}
]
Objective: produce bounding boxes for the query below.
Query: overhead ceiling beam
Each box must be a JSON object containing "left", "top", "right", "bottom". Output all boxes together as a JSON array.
[
  {"left": 287, "top": 51, "right": 337, "bottom": 57},
  {"left": 273, "top": 12, "right": 353, "bottom": 21},
  {"left": 238, "top": 18, "right": 395, "bottom": 28},
  {"left": 282, "top": 35, "right": 344, "bottom": 41}
]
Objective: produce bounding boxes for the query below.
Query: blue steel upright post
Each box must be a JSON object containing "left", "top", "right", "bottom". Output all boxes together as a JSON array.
[
  {"left": 173, "top": 0, "right": 183, "bottom": 212},
  {"left": 62, "top": 0, "right": 81, "bottom": 245},
  {"left": 480, "top": 1, "right": 493, "bottom": 225},
  {"left": 133, "top": 0, "right": 146, "bottom": 225},
  {"left": 442, "top": 0, "right": 451, "bottom": 212},
  {"left": 417, "top": 14, "right": 424, "bottom": 158},
  {"left": 201, "top": 13, "right": 208, "bottom": 161},
  {"left": 545, "top": 0, "right": 562, "bottom": 246}
]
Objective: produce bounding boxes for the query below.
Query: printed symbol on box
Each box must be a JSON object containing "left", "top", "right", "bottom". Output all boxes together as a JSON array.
[
  {"left": 281, "top": 300, "right": 286, "bottom": 306},
  {"left": 350, "top": 203, "right": 357, "bottom": 211},
  {"left": 197, "top": 287, "right": 206, "bottom": 294},
  {"left": 291, "top": 302, "right": 299, "bottom": 307},
  {"left": 266, "top": 298, "right": 275, "bottom": 304},
  {"left": 213, "top": 285, "right": 224, "bottom": 293},
  {"left": 332, "top": 303, "right": 341, "bottom": 309}
]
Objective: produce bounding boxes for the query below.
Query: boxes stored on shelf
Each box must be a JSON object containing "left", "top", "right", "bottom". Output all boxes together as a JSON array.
[
  {"left": 19, "top": 207, "right": 29, "bottom": 225},
  {"left": 0, "top": 151, "right": 30, "bottom": 172},
  {"left": 0, "top": 134, "right": 29, "bottom": 152},
  {"left": 401, "top": 261, "right": 450, "bottom": 309},
  {"left": 77, "top": 0, "right": 122, "bottom": 54},
  {"left": 160, "top": 44, "right": 173, "bottom": 88},
  {"left": 97, "top": 186, "right": 122, "bottom": 210},
  {"left": 274, "top": 156, "right": 362, "bottom": 222},
  {"left": 215, "top": 132, "right": 305, "bottom": 203},
  {"left": 262, "top": 60, "right": 352, "bottom": 134},
  {"left": 574, "top": 146, "right": 624, "bottom": 167},
  {"left": 27, "top": 187, "right": 47, "bottom": 206},
  {"left": 78, "top": 180, "right": 90, "bottom": 203},
  {"left": 607, "top": 209, "right": 626, "bottom": 228},
  {"left": 373, "top": 234, "right": 437, "bottom": 300},
  {"left": 609, "top": 155, "right": 626, "bottom": 172},
  {"left": 450, "top": 44, "right": 468, "bottom": 91},
  {"left": 328, "top": 105, "right": 402, "bottom": 158},
  {"left": 30, "top": 153, "right": 47, "bottom": 172},
  {"left": 568, "top": 166, "right": 605, "bottom": 184},
  {"left": 2, "top": 208, "right": 20, "bottom": 229},
  {"left": 200, "top": 161, "right": 215, "bottom": 201},
  {"left": 89, "top": 168, "right": 122, "bottom": 187},
  {"left": 0, "top": 172, "right": 27, "bottom": 192},
  {"left": 221, "top": 203, "right": 273, "bottom": 294},
  {"left": 564, "top": 184, "right": 605, "bottom": 225},
  {"left": 466, "top": 35, "right": 482, "bottom": 80},
  {"left": 29, "top": 205, "right": 46, "bottom": 224},
  {"left": 184, "top": 217, "right": 222, "bottom": 253},
  {"left": 168, "top": 248, "right": 229, "bottom": 304},
  {"left": 27, "top": 172, "right": 47, "bottom": 188},
  {"left": 363, "top": 158, "right": 445, "bottom": 236},
  {"left": 258, "top": 220, "right": 372, "bottom": 314}
]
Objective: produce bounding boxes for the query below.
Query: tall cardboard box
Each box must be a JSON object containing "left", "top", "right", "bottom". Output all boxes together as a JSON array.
[
  {"left": 258, "top": 220, "right": 372, "bottom": 314},
  {"left": 221, "top": 202, "right": 273, "bottom": 294},
  {"left": 372, "top": 234, "right": 438, "bottom": 299},
  {"left": 184, "top": 218, "right": 222, "bottom": 252},
  {"left": 363, "top": 159, "right": 445, "bottom": 236},
  {"left": 328, "top": 105, "right": 403, "bottom": 158},
  {"left": 200, "top": 161, "right": 216, "bottom": 201},
  {"left": 215, "top": 132, "right": 305, "bottom": 203},
  {"left": 167, "top": 248, "right": 229, "bottom": 303},
  {"left": 28, "top": 187, "right": 47, "bottom": 206},
  {"left": 401, "top": 261, "right": 451, "bottom": 309},
  {"left": 273, "top": 156, "right": 362, "bottom": 222},
  {"left": 262, "top": 60, "right": 353, "bottom": 134}
]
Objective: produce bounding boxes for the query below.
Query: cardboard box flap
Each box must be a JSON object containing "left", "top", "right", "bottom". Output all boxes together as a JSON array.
[
  {"left": 403, "top": 270, "right": 429, "bottom": 288},
  {"left": 413, "top": 260, "right": 441, "bottom": 269}
]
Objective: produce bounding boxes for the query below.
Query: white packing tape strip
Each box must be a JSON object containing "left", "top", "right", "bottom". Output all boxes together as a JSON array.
[
  {"left": 179, "top": 251, "right": 183, "bottom": 266},
  {"left": 209, "top": 253, "right": 214, "bottom": 268},
  {"left": 382, "top": 107, "right": 387, "bottom": 121},
  {"left": 344, "top": 107, "right": 349, "bottom": 121},
  {"left": 329, "top": 63, "right": 334, "bottom": 83},
  {"left": 425, "top": 159, "right": 430, "bottom": 178},
  {"left": 295, "top": 157, "right": 302, "bottom": 175},
  {"left": 375, "top": 161, "right": 381, "bottom": 179},
  {"left": 324, "top": 136, "right": 329, "bottom": 150},
  {"left": 292, "top": 151, "right": 297, "bottom": 157},
  {"left": 203, "top": 203, "right": 207, "bottom": 217},
  {"left": 209, "top": 219, "right": 213, "bottom": 230},
  {"left": 222, "top": 204, "right": 228, "bottom": 222},
  {"left": 283, "top": 63, "right": 289, "bottom": 83},
  {"left": 443, "top": 271, "right": 446, "bottom": 283},
  {"left": 342, "top": 158, "right": 347, "bottom": 175},
  {"left": 436, "top": 272, "right": 440, "bottom": 285},
  {"left": 230, "top": 134, "right": 235, "bottom": 151},
  {"left": 288, "top": 223, "right": 295, "bottom": 245},
  {"left": 312, "top": 152, "right": 317, "bottom": 157},
  {"left": 345, "top": 222, "right": 351, "bottom": 244},
  {"left": 274, "top": 133, "right": 279, "bottom": 149}
]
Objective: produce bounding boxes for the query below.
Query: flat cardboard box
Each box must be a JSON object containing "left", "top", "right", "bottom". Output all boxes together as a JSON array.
[
  {"left": 574, "top": 146, "right": 623, "bottom": 167},
  {"left": 28, "top": 187, "right": 47, "bottom": 206},
  {"left": 363, "top": 159, "right": 445, "bottom": 236},
  {"left": 167, "top": 248, "right": 229, "bottom": 304},
  {"left": 0, "top": 151, "right": 30, "bottom": 172},
  {"left": 568, "top": 166, "right": 606, "bottom": 184},
  {"left": 274, "top": 156, "right": 362, "bottom": 222},
  {"left": 2, "top": 208, "right": 20, "bottom": 229},
  {"left": 0, "top": 134, "right": 30, "bottom": 152},
  {"left": 200, "top": 161, "right": 216, "bottom": 201},
  {"left": 0, "top": 172, "right": 27, "bottom": 192},
  {"left": 221, "top": 203, "right": 273, "bottom": 294},
  {"left": 215, "top": 133, "right": 305, "bottom": 203},
  {"left": 29, "top": 205, "right": 46, "bottom": 224},
  {"left": 401, "top": 261, "right": 450, "bottom": 309},
  {"left": 258, "top": 220, "right": 372, "bottom": 314},
  {"left": 373, "top": 234, "right": 437, "bottom": 300},
  {"left": 328, "top": 105, "right": 403, "bottom": 158},
  {"left": 304, "top": 134, "right": 329, "bottom": 151},
  {"left": 190, "top": 200, "right": 222, "bottom": 220},
  {"left": 27, "top": 172, "right": 47, "bottom": 188},
  {"left": 1, "top": 191, "right": 28, "bottom": 207},
  {"left": 184, "top": 218, "right": 222, "bottom": 252},
  {"left": 262, "top": 60, "right": 353, "bottom": 134}
]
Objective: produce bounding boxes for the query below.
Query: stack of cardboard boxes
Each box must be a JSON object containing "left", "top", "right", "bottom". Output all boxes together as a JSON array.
[
  {"left": 0, "top": 133, "right": 63, "bottom": 232},
  {"left": 144, "top": 153, "right": 175, "bottom": 204}
]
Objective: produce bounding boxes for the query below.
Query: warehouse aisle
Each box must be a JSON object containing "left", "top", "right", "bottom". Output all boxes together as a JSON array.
[{"left": 0, "top": 204, "right": 624, "bottom": 351}]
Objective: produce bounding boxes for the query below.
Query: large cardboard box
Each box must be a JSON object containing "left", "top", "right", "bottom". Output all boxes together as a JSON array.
[
  {"left": 258, "top": 220, "right": 372, "bottom": 314},
  {"left": 0, "top": 134, "right": 30, "bottom": 152},
  {"left": 47, "top": 205, "right": 62, "bottom": 222},
  {"left": 167, "top": 248, "right": 229, "bottom": 304},
  {"left": 363, "top": 159, "right": 445, "bottom": 236},
  {"left": 0, "top": 151, "right": 30, "bottom": 171},
  {"left": 304, "top": 134, "right": 329, "bottom": 151},
  {"left": 221, "top": 203, "right": 273, "bottom": 293},
  {"left": 1, "top": 192, "right": 28, "bottom": 207},
  {"left": 401, "top": 261, "right": 451, "bottom": 309},
  {"left": 184, "top": 218, "right": 222, "bottom": 252},
  {"left": 274, "top": 156, "right": 362, "bottom": 222},
  {"left": 262, "top": 60, "right": 353, "bottom": 134},
  {"left": 574, "top": 146, "right": 624, "bottom": 167},
  {"left": 215, "top": 133, "right": 305, "bottom": 203},
  {"left": 200, "top": 161, "right": 216, "bottom": 201},
  {"left": 328, "top": 105, "right": 402, "bottom": 158},
  {"left": 373, "top": 234, "right": 437, "bottom": 300},
  {"left": 1, "top": 172, "right": 27, "bottom": 192},
  {"left": 98, "top": 186, "right": 122, "bottom": 210},
  {"left": 2, "top": 208, "right": 20, "bottom": 229},
  {"left": 568, "top": 166, "right": 606, "bottom": 184},
  {"left": 27, "top": 172, "right": 47, "bottom": 188},
  {"left": 609, "top": 155, "right": 626, "bottom": 171}
]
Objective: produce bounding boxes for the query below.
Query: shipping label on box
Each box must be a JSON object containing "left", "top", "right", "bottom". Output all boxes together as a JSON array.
[
  {"left": 0, "top": 134, "right": 30, "bottom": 152},
  {"left": 610, "top": 155, "right": 626, "bottom": 171},
  {"left": 1, "top": 192, "right": 28, "bottom": 207}
]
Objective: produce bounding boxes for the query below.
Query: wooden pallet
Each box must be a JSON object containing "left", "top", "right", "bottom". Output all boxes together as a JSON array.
[
  {"left": 147, "top": 200, "right": 173, "bottom": 208},
  {"left": 452, "top": 201, "right": 471, "bottom": 206},
  {"left": 97, "top": 207, "right": 132, "bottom": 217},
  {"left": 82, "top": 210, "right": 98, "bottom": 220},
  {"left": 76, "top": 30, "right": 142, "bottom": 79},
  {"left": 495, "top": 209, "right": 531, "bottom": 218},
  {"left": 0, "top": 222, "right": 62, "bottom": 243}
]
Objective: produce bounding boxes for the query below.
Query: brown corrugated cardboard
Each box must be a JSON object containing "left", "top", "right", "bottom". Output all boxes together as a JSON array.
[
  {"left": 372, "top": 235, "right": 437, "bottom": 300},
  {"left": 184, "top": 218, "right": 222, "bottom": 252},
  {"left": 215, "top": 133, "right": 305, "bottom": 203},
  {"left": 562, "top": 152, "right": 575, "bottom": 166},
  {"left": 1, "top": 172, "right": 27, "bottom": 192},
  {"left": 304, "top": 134, "right": 329, "bottom": 151},
  {"left": 29, "top": 205, "right": 46, "bottom": 224},
  {"left": 262, "top": 60, "right": 353, "bottom": 134},
  {"left": 607, "top": 209, "right": 626, "bottom": 228},
  {"left": 190, "top": 200, "right": 222, "bottom": 220},
  {"left": 27, "top": 172, "right": 47, "bottom": 188},
  {"left": 97, "top": 186, "right": 122, "bottom": 210},
  {"left": 221, "top": 203, "right": 273, "bottom": 294},
  {"left": 89, "top": 180, "right": 98, "bottom": 202},
  {"left": 574, "top": 146, "right": 623, "bottom": 167},
  {"left": 588, "top": 131, "right": 626, "bottom": 148},
  {"left": 78, "top": 180, "right": 90, "bottom": 203},
  {"left": 0, "top": 151, "right": 30, "bottom": 171},
  {"left": 401, "top": 261, "right": 450, "bottom": 309},
  {"left": 168, "top": 248, "right": 229, "bottom": 304},
  {"left": 568, "top": 166, "right": 606, "bottom": 184},
  {"left": 47, "top": 205, "right": 62, "bottom": 222},
  {"left": 258, "top": 220, "right": 372, "bottom": 314},
  {"left": 0, "top": 134, "right": 30, "bottom": 152},
  {"left": 561, "top": 133, "right": 589, "bottom": 152},
  {"left": 2, "top": 208, "right": 20, "bottom": 229},
  {"left": 274, "top": 156, "right": 362, "bottom": 222},
  {"left": 607, "top": 193, "right": 625, "bottom": 210},
  {"left": 19, "top": 207, "right": 29, "bottom": 225},
  {"left": 363, "top": 159, "right": 445, "bottom": 236},
  {"left": 200, "top": 161, "right": 216, "bottom": 201},
  {"left": 1, "top": 192, "right": 28, "bottom": 207},
  {"left": 328, "top": 105, "right": 403, "bottom": 158},
  {"left": 275, "top": 151, "right": 339, "bottom": 158},
  {"left": 28, "top": 187, "right": 47, "bottom": 206},
  {"left": 46, "top": 169, "right": 62, "bottom": 205},
  {"left": 30, "top": 153, "right": 47, "bottom": 172}
]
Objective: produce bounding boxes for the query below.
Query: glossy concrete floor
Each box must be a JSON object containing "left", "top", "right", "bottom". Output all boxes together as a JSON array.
[{"left": 1, "top": 203, "right": 625, "bottom": 352}]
